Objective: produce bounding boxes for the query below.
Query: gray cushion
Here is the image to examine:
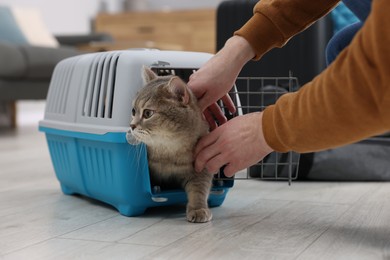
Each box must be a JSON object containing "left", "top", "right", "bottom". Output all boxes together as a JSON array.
[
  {"left": 0, "top": 6, "right": 29, "bottom": 44},
  {"left": 0, "top": 42, "right": 81, "bottom": 79},
  {"left": 305, "top": 138, "right": 390, "bottom": 181},
  {"left": 19, "top": 44, "right": 81, "bottom": 79},
  {"left": 0, "top": 42, "right": 26, "bottom": 78}
]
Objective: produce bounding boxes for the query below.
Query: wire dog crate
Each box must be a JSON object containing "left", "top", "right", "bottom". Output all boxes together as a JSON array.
[
  {"left": 152, "top": 69, "right": 301, "bottom": 184},
  {"left": 150, "top": 71, "right": 301, "bottom": 185},
  {"left": 215, "top": 75, "right": 301, "bottom": 185}
]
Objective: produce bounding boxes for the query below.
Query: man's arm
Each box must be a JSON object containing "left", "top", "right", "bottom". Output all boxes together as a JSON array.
[
  {"left": 235, "top": 0, "right": 340, "bottom": 59},
  {"left": 263, "top": 0, "right": 390, "bottom": 153}
]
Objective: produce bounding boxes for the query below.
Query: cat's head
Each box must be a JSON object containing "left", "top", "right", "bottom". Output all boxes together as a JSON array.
[{"left": 127, "top": 67, "right": 207, "bottom": 147}]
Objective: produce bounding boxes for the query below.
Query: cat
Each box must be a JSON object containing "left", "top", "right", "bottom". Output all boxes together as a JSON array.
[{"left": 126, "top": 66, "right": 213, "bottom": 223}]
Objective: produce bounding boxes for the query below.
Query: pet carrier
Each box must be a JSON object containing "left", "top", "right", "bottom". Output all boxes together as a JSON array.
[{"left": 39, "top": 50, "right": 234, "bottom": 217}]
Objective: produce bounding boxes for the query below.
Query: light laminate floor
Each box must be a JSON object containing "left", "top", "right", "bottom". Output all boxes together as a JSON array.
[{"left": 1, "top": 101, "right": 390, "bottom": 260}]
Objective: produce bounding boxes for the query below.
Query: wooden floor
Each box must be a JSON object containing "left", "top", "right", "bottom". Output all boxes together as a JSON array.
[{"left": 1, "top": 101, "right": 390, "bottom": 260}]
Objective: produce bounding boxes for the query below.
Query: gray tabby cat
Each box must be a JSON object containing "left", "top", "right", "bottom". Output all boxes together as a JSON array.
[{"left": 127, "top": 67, "right": 213, "bottom": 223}]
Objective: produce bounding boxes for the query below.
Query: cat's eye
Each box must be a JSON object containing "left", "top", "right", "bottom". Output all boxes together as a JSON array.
[
  {"left": 142, "top": 109, "right": 155, "bottom": 119},
  {"left": 131, "top": 108, "right": 136, "bottom": 116}
]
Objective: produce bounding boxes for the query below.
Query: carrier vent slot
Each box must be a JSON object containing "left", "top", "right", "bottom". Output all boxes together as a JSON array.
[
  {"left": 79, "top": 146, "right": 114, "bottom": 186},
  {"left": 46, "top": 59, "right": 77, "bottom": 114},
  {"left": 151, "top": 68, "right": 197, "bottom": 83},
  {"left": 83, "top": 53, "right": 119, "bottom": 119},
  {"left": 47, "top": 139, "right": 71, "bottom": 176}
]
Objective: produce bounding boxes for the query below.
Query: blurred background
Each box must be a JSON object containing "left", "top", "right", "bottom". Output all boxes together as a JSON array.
[{"left": 0, "top": 0, "right": 223, "bottom": 35}]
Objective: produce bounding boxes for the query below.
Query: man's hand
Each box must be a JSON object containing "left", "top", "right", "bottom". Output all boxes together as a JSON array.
[
  {"left": 202, "top": 98, "right": 235, "bottom": 130},
  {"left": 187, "top": 36, "right": 255, "bottom": 129},
  {"left": 188, "top": 52, "right": 238, "bottom": 129},
  {"left": 194, "top": 112, "right": 274, "bottom": 177}
]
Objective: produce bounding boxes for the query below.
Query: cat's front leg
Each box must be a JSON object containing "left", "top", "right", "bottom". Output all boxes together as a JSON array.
[{"left": 184, "top": 173, "right": 213, "bottom": 223}]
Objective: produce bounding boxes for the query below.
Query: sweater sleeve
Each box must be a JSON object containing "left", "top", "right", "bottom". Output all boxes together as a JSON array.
[
  {"left": 262, "top": 0, "right": 390, "bottom": 153},
  {"left": 235, "top": 0, "right": 339, "bottom": 59}
]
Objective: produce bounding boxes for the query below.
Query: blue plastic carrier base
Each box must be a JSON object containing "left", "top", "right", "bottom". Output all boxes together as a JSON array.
[{"left": 40, "top": 126, "right": 232, "bottom": 217}]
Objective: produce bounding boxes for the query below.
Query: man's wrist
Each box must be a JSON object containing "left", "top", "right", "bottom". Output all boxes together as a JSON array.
[
  {"left": 223, "top": 35, "right": 256, "bottom": 66},
  {"left": 258, "top": 111, "right": 274, "bottom": 154}
]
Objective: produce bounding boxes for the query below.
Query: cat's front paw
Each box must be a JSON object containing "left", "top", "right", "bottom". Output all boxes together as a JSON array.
[{"left": 186, "top": 208, "right": 212, "bottom": 223}]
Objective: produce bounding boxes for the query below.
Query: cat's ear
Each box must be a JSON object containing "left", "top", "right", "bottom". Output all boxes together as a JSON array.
[
  {"left": 142, "top": 66, "right": 157, "bottom": 84},
  {"left": 168, "top": 77, "right": 190, "bottom": 105}
]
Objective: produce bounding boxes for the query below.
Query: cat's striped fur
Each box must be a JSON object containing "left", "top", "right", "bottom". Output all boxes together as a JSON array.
[{"left": 127, "top": 67, "right": 212, "bottom": 223}]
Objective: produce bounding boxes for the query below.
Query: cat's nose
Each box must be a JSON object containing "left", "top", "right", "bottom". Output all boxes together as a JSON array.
[{"left": 130, "top": 124, "right": 136, "bottom": 130}]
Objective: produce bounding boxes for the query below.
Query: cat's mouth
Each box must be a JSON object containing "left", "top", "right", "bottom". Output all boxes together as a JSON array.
[
  {"left": 126, "top": 128, "right": 149, "bottom": 145},
  {"left": 126, "top": 129, "right": 140, "bottom": 145}
]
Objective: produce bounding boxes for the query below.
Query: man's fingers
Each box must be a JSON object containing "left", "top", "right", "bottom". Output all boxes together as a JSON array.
[
  {"left": 203, "top": 109, "right": 218, "bottom": 130},
  {"left": 208, "top": 103, "right": 227, "bottom": 125},
  {"left": 203, "top": 153, "right": 228, "bottom": 175},
  {"left": 194, "top": 132, "right": 221, "bottom": 173},
  {"left": 197, "top": 95, "right": 210, "bottom": 113},
  {"left": 222, "top": 163, "right": 239, "bottom": 177},
  {"left": 221, "top": 94, "right": 236, "bottom": 114}
]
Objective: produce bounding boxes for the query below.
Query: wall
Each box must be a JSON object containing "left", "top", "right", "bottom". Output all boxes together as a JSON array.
[{"left": 0, "top": 0, "right": 222, "bottom": 35}]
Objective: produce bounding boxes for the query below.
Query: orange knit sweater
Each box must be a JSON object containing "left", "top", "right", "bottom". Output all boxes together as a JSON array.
[{"left": 235, "top": 0, "right": 390, "bottom": 153}]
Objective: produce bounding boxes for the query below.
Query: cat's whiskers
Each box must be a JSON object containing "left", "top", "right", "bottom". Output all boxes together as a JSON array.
[
  {"left": 134, "top": 143, "right": 147, "bottom": 181},
  {"left": 125, "top": 131, "right": 148, "bottom": 182},
  {"left": 131, "top": 128, "right": 150, "bottom": 143}
]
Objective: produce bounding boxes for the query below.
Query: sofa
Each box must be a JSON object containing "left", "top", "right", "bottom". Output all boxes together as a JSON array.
[{"left": 0, "top": 5, "right": 112, "bottom": 128}]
